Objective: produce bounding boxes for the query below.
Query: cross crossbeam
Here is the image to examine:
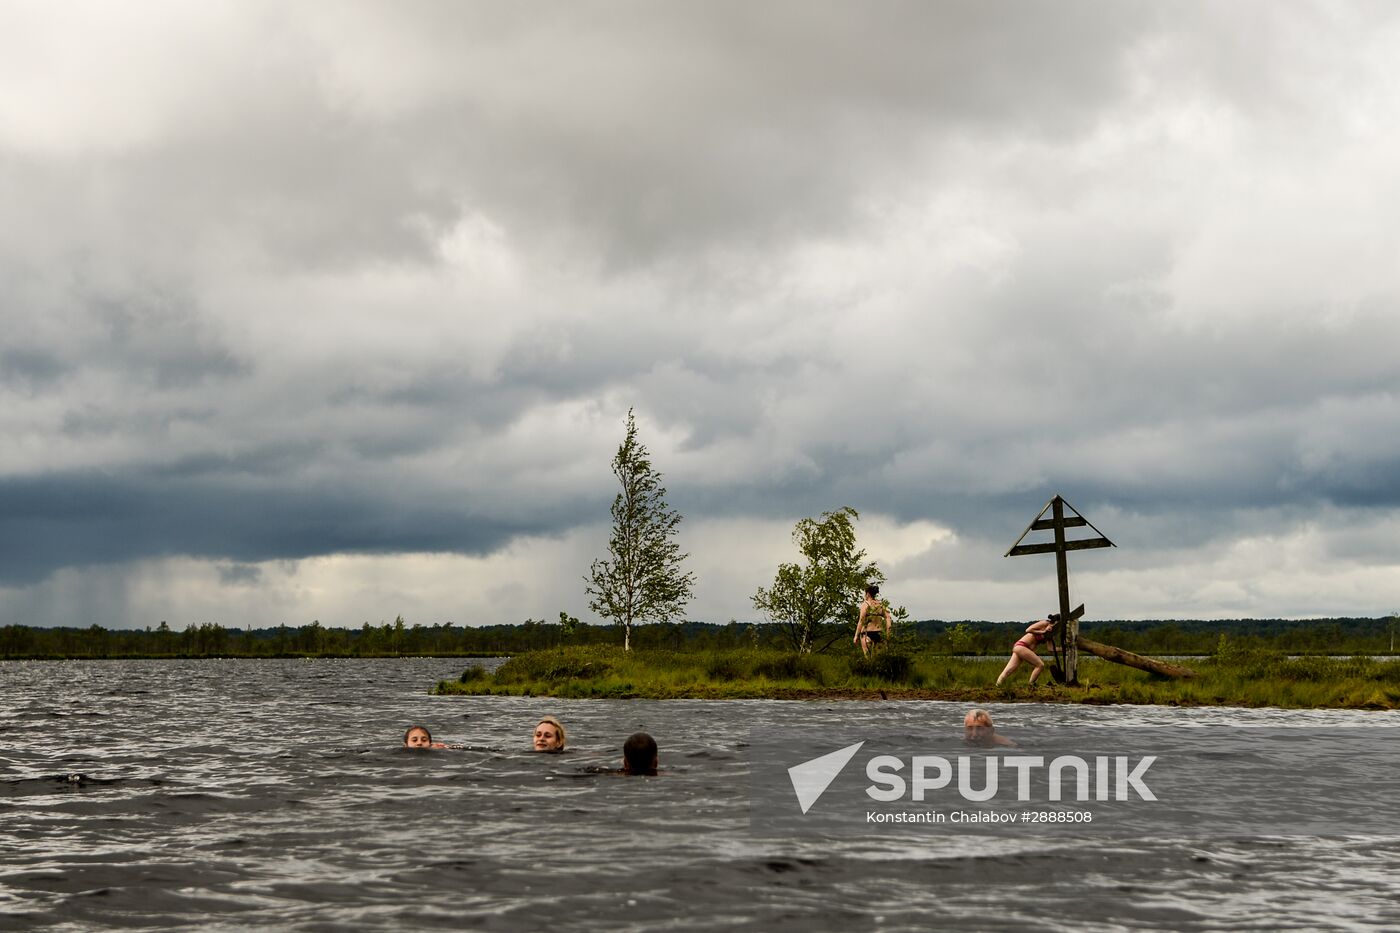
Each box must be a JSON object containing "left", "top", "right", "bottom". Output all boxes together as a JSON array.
[{"left": 1005, "top": 495, "right": 1114, "bottom": 685}]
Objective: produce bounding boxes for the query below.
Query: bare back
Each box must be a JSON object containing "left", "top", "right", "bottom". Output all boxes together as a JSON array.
[{"left": 859, "top": 597, "right": 890, "bottom": 633}]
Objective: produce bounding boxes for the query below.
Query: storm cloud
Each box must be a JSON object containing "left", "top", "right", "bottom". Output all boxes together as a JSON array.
[{"left": 2, "top": 1, "right": 1399, "bottom": 628}]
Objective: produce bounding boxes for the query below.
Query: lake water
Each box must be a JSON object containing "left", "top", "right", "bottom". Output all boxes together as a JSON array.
[{"left": 2, "top": 658, "right": 1398, "bottom": 931}]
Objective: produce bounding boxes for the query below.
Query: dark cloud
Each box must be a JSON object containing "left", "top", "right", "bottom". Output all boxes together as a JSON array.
[
  {"left": 217, "top": 562, "right": 263, "bottom": 586},
  {"left": 0, "top": 468, "right": 587, "bottom": 586},
  {"left": 0, "top": 347, "right": 68, "bottom": 391},
  {"left": 400, "top": 2, "right": 1153, "bottom": 265},
  {"left": 1, "top": 3, "right": 1398, "bottom": 625}
]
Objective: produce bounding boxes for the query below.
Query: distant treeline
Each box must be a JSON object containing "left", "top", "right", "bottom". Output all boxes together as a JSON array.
[{"left": 1, "top": 615, "right": 1396, "bottom": 660}]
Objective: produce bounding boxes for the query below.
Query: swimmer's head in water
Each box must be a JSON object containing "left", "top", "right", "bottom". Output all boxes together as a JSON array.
[
  {"left": 622, "top": 731, "right": 658, "bottom": 775},
  {"left": 533, "top": 716, "right": 566, "bottom": 752},
  {"left": 963, "top": 708, "right": 995, "bottom": 742},
  {"left": 404, "top": 725, "right": 433, "bottom": 749}
]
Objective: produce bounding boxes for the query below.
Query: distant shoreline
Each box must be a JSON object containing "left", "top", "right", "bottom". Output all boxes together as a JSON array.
[
  {"left": 0, "top": 653, "right": 512, "bottom": 661},
  {"left": 5, "top": 651, "right": 1398, "bottom": 662},
  {"left": 3, "top": 616, "right": 1397, "bottom": 662}
]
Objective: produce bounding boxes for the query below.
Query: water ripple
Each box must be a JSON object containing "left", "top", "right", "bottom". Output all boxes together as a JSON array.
[{"left": 2, "top": 658, "right": 1398, "bottom": 931}]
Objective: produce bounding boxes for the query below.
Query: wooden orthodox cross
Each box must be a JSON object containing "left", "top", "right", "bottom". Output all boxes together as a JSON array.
[{"left": 1004, "top": 495, "right": 1114, "bottom": 685}]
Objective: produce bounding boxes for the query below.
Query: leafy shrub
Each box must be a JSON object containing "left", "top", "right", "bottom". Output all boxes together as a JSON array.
[
  {"left": 459, "top": 665, "right": 489, "bottom": 683},
  {"left": 753, "top": 653, "right": 823, "bottom": 683},
  {"left": 849, "top": 651, "right": 914, "bottom": 682},
  {"left": 495, "top": 648, "right": 616, "bottom": 683},
  {"left": 706, "top": 655, "right": 751, "bottom": 681},
  {"left": 1376, "top": 660, "right": 1400, "bottom": 685},
  {"left": 1211, "top": 635, "right": 1286, "bottom": 677}
]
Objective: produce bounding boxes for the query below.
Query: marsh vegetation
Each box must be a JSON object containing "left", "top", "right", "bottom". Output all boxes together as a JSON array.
[{"left": 434, "top": 641, "right": 1400, "bottom": 709}]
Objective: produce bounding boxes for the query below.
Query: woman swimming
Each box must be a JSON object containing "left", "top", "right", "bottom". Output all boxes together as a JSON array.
[
  {"left": 854, "top": 584, "right": 893, "bottom": 657},
  {"left": 532, "top": 716, "right": 566, "bottom": 752},
  {"left": 995, "top": 614, "right": 1058, "bottom": 686},
  {"left": 403, "top": 725, "right": 434, "bottom": 749}
]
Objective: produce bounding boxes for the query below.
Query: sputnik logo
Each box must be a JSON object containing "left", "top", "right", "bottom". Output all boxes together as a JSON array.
[{"left": 787, "top": 742, "right": 865, "bottom": 814}]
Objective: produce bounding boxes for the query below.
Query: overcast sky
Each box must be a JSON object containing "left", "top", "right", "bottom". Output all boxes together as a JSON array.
[{"left": 3, "top": 2, "right": 1399, "bottom": 630}]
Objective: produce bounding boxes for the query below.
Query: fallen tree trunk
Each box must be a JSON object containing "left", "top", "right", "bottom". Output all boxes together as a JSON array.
[{"left": 1075, "top": 635, "right": 1198, "bottom": 679}]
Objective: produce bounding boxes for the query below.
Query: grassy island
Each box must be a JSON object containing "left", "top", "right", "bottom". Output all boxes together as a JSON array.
[{"left": 433, "top": 644, "right": 1400, "bottom": 709}]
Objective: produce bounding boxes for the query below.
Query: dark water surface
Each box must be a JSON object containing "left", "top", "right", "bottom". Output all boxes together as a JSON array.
[{"left": 2, "top": 659, "right": 1398, "bottom": 931}]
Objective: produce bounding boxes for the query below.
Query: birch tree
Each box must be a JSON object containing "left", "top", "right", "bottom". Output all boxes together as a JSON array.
[
  {"left": 752, "top": 507, "right": 883, "bottom": 653},
  {"left": 585, "top": 410, "right": 696, "bottom": 651}
]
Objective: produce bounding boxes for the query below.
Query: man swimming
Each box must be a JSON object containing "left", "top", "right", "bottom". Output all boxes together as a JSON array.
[
  {"left": 622, "top": 732, "right": 658, "bottom": 775},
  {"left": 962, "top": 708, "right": 1016, "bottom": 747}
]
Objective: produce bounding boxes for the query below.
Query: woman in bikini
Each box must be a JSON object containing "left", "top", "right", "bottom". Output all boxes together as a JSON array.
[
  {"left": 854, "top": 585, "right": 892, "bottom": 657},
  {"left": 996, "top": 614, "right": 1059, "bottom": 686}
]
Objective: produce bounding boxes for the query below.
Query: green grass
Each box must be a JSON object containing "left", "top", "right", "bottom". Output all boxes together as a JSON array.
[{"left": 432, "top": 645, "right": 1400, "bottom": 708}]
